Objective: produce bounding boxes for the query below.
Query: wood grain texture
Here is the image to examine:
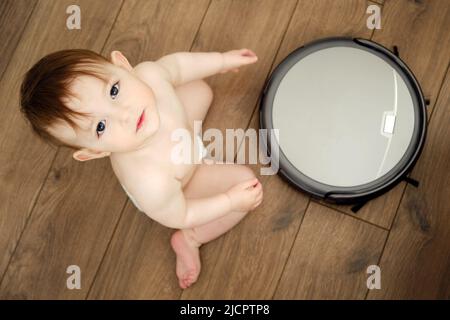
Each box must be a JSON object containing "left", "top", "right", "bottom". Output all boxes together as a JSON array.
[
  {"left": 87, "top": 0, "right": 210, "bottom": 299},
  {"left": 88, "top": 204, "right": 181, "bottom": 299},
  {"left": 0, "top": 0, "right": 123, "bottom": 299},
  {"left": 274, "top": 202, "right": 387, "bottom": 299},
  {"left": 101, "top": 0, "right": 210, "bottom": 66},
  {"left": 0, "top": 0, "right": 37, "bottom": 81},
  {"left": 373, "top": 0, "right": 450, "bottom": 118},
  {"left": 318, "top": 182, "right": 405, "bottom": 230},
  {"left": 274, "top": 0, "right": 374, "bottom": 49},
  {"left": 367, "top": 69, "right": 450, "bottom": 299}
]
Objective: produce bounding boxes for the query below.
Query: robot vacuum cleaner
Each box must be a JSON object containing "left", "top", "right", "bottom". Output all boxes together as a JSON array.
[{"left": 260, "top": 37, "right": 427, "bottom": 206}]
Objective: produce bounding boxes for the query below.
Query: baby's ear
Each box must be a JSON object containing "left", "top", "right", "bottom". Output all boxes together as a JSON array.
[
  {"left": 110, "top": 50, "right": 132, "bottom": 71},
  {"left": 73, "top": 149, "right": 111, "bottom": 162}
]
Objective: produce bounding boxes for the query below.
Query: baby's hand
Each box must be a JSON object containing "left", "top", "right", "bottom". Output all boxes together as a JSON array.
[
  {"left": 225, "top": 178, "right": 263, "bottom": 212},
  {"left": 220, "top": 49, "right": 258, "bottom": 74}
]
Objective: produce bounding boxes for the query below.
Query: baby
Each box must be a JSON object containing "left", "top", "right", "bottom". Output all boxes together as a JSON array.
[{"left": 20, "top": 48, "right": 263, "bottom": 289}]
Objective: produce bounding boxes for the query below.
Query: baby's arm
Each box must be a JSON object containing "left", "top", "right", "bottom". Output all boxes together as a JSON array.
[
  {"left": 155, "top": 49, "right": 257, "bottom": 86},
  {"left": 132, "top": 173, "right": 232, "bottom": 229},
  {"left": 155, "top": 52, "right": 223, "bottom": 86},
  {"left": 148, "top": 190, "right": 232, "bottom": 229}
]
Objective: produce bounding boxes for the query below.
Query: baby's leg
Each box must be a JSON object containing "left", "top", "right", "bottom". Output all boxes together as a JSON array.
[
  {"left": 183, "top": 161, "right": 257, "bottom": 244},
  {"left": 174, "top": 79, "right": 213, "bottom": 128},
  {"left": 171, "top": 161, "right": 256, "bottom": 289}
]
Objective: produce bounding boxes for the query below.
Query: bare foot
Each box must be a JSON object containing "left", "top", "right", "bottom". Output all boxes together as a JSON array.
[{"left": 170, "top": 230, "right": 201, "bottom": 289}]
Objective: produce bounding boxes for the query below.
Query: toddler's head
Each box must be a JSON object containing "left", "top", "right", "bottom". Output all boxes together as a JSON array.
[{"left": 20, "top": 49, "right": 159, "bottom": 161}]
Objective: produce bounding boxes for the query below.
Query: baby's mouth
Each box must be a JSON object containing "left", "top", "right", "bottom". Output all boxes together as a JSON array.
[{"left": 136, "top": 109, "right": 145, "bottom": 132}]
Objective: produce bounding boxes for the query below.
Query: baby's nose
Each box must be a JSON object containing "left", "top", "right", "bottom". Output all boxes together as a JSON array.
[
  {"left": 114, "top": 107, "right": 133, "bottom": 126},
  {"left": 122, "top": 111, "right": 131, "bottom": 122}
]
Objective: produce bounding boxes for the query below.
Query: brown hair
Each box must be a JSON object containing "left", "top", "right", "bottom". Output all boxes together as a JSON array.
[{"left": 20, "top": 49, "right": 110, "bottom": 149}]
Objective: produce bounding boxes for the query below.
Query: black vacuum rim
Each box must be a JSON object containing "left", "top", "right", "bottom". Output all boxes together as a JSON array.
[{"left": 259, "top": 37, "right": 427, "bottom": 204}]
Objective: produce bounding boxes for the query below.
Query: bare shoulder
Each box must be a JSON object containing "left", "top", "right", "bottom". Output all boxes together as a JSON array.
[{"left": 133, "top": 60, "right": 174, "bottom": 85}]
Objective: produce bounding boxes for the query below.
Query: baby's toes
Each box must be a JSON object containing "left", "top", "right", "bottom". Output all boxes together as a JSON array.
[
  {"left": 179, "top": 275, "right": 191, "bottom": 289},
  {"left": 185, "top": 271, "right": 198, "bottom": 287}
]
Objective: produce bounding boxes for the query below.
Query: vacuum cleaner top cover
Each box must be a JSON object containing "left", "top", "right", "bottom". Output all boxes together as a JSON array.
[{"left": 260, "top": 38, "right": 426, "bottom": 203}]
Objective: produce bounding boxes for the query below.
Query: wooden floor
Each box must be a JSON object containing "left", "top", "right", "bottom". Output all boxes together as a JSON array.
[{"left": 0, "top": 0, "right": 449, "bottom": 299}]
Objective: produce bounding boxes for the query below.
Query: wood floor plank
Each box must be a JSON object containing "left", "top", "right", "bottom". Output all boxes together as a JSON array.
[
  {"left": 87, "top": 0, "right": 210, "bottom": 299},
  {"left": 182, "top": 0, "right": 374, "bottom": 299},
  {"left": 0, "top": 0, "right": 123, "bottom": 299},
  {"left": 274, "top": 202, "right": 387, "bottom": 299},
  {"left": 0, "top": 0, "right": 37, "bottom": 81},
  {"left": 318, "top": 182, "right": 405, "bottom": 230},
  {"left": 367, "top": 69, "right": 450, "bottom": 299},
  {"left": 322, "top": 0, "right": 450, "bottom": 229},
  {"left": 88, "top": 203, "right": 181, "bottom": 299},
  {"left": 373, "top": 0, "right": 450, "bottom": 118}
]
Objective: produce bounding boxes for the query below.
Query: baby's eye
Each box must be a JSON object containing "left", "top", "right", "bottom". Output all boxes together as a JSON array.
[
  {"left": 110, "top": 82, "right": 119, "bottom": 99},
  {"left": 96, "top": 120, "right": 106, "bottom": 137}
]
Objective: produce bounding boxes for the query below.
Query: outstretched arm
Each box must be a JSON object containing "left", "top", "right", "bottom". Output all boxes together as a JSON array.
[
  {"left": 156, "top": 49, "right": 258, "bottom": 86},
  {"left": 156, "top": 52, "right": 223, "bottom": 85}
]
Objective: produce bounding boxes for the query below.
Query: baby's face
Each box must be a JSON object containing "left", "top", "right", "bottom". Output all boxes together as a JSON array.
[{"left": 50, "top": 58, "right": 160, "bottom": 157}]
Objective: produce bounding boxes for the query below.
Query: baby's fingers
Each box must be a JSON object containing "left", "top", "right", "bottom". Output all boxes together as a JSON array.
[
  {"left": 237, "top": 49, "right": 258, "bottom": 64},
  {"left": 239, "top": 177, "right": 259, "bottom": 189},
  {"left": 249, "top": 181, "right": 263, "bottom": 195},
  {"left": 242, "top": 54, "right": 258, "bottom": 64},
  {"left": 240, "top": 48, "right": 257, "bottom": 58}
]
